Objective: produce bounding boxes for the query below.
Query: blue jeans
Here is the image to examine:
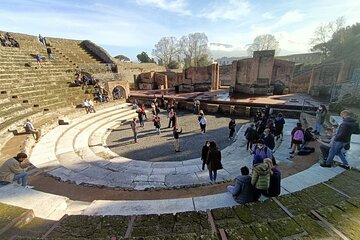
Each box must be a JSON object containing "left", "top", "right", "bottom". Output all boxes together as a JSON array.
[
  {"left": 13, "top": 172, "right": 28, "bottom": 187},
  {"left": 326, "top": 141, "right": 348, "bottom": 166},
  {"left": 315, "top": 122, "right": 322, "bottom": 133},
  {"left": 209, "top": 170, "right": 217, "bottom": 181},
  {"left": 133, "top": 132, "right": 138, "bottom": 142}
]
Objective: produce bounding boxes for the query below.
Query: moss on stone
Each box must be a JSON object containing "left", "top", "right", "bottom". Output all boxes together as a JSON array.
[
  {"left": 347, "top": 197, "right": 360, "bottom": 208},
  {"left": 268, "top": 217, "right": 304, "bottom": 238},
  {"left": 293, "top": 214, "right": 332, "bottom": 239},
  {"left": 211, "top": 207, "right": 236, "bottom": 220},
  {"left": 249, "top": 222, "right": 280, "bottom": 240},
  {"left": 224, "top": 225, "right": 257, "bottom": 240},
  {"left": 303, "top": 184, "right": 347, "bottom": 206},
  {"left": 232, "top": 204, "right": 256, "bottom": 224},
  {"left": 0, "top": 202, "right": 28, "bottom": 229},
  {"left": 246, "top": 199, "right": 287, "bottom": 222}
]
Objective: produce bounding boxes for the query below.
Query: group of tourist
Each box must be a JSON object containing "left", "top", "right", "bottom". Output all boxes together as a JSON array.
[
  {"left": 0, "top": 32, "right": 19, "bottom": 47},
  {"left": 94, "top": 82, "right": 110, "bottom": 103},
  {"left": 34, "top": 34, "right": 54, "bottom": 67}
]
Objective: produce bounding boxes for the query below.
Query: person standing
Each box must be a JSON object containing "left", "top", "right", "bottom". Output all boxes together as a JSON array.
[
  {"left": 130, "top": 118, "right": 138, "bottom": 143},
  {"left": 206, "top": 141, "right": 222, "bottom": 183},
  {"left": 46, "top": 47, "right": 53, "bottom": 60},
  {"left": 227, "top": 166, "right": 255, "bottom": 204},
  {"left": 314, "top": 105, "right": 327, "bottom": 135},
  {"left": 244, "top": 123, "right": 259, "bottom": 151},
  {"left": 0, "top": 153, "right": 33, "bottom": 188},
  {"left": 251, "top": 139, "right": 273, "bottom": 165},
  {"left": 168, "top": 109, "right": 175, "bottom": 128},
  {"left": 261, "top": 128, "right": 275, "bottom": 151},
  {"left": 201, "top": 141, "right": 210, "bottom": 171},
  {"left": 321, "top": 110, "right": 359, "bottom": 169},
  {"left": 228, "top": 119, "right": 236, "bottom": 141},
  {"left": 274, "top": 113, "right": 285, "bottom": 141},
  {"left": 173, "top": 127, "right": 183, "bottom": 152},
  {"left": 137, "top": 108, "right": 144, "bottom": 128},
  {"left": 153, "top": 115, "right": 161, "bottom": 135},
  {"left": 199, "top": 113, "right": 207, "bottom": 134}
]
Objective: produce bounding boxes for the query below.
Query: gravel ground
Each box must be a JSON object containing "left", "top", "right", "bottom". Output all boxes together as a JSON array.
[{"left": 106, "top": 109, "right": 248, "bottom": 162}]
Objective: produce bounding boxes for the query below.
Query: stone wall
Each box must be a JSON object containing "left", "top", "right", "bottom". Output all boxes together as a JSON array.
[
  {"left": 116, "top": 62, "right": 166, "bottom": 89},
  {"left": 80, "top": 40, "right": 115, "bottom": 64},
  {"left": 231, "top": 50, "right": 294, "bottom": 95},
  {"left": 136, "top": 64, "right": 220, "bottom": 92},
  {"left": 219, "top": 65, "right": 232, "bottom": 86}
]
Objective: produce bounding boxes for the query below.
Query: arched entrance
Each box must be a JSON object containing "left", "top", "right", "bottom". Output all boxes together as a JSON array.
[{"left": 112, "top": 85, "right": 127, "bottom": 100}]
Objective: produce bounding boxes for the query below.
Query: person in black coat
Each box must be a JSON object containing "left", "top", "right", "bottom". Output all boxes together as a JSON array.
[
  {"left": 206, "top": 141, "right": 222, "bottom": 183},
  {"left": 261, "top": 128, "right": 275, "bottom": 150},
  {"left": 244, "top": 123, "right": 259, "bottom": 150},
  {"left": 201, "top": 141, "right": 210, "bottom": 170}
]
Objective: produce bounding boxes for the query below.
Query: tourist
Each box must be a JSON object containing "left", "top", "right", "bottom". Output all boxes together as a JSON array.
[
  {"left": 38, "top": 34, "right": 46, "bottom": 45},
  {"left": 35, "top": 54, "right": 44, "bottom": 67},
  {"left": 263, "top": 159, "right": 281, "bottom": 197},
  {"left": 264, "top": 105, "right": 271, "bottom": 120},
  {"left": 173, "top": 126, "right": 183, "bottom": 152},
  {"left": 193, "top": 99, "right": 200, "bottom": 114},
  {"left": 289, "top": 122, "right": 304, "bottom": 157},
  {"left": 0, "top": 153, "right": 34, "bottom": 188},
  {"left": 251, "top": 158, "right": 272, "bottom": 200},
  {"left": 136, "top": 108, "right": 145, "bottom": 128},
  {"left": 227, "top": 166, "right": 255, "bottom": 204},
  {"left": 228, "top": 118, "right": 236, "bottom": 141},
  {"left": 251, "top": 139, "right": 273, "bottom": 165},
  {"left": 167, "top": 109, "right": 175, "bottom": 128},
  {"left": 24, "top": 119, "right": 40, "bottom": 142},
  {"left": 82, "top": 99, "right": 95, "bottom": 113},
  {"left": 244, "top": 123, "right": 259, "bottom": 151},
  {"left": 0, "top": 34, "right": 7, "bottom": 46},
  {"left": 302, "top": 127, "right": 316, "bottom": 148},
  {"left": 261, "top": 128, "right": 275, "bottom": 151},
  {"left": 130, "top": 118, "right": 138, "bottom": 143},
  {"left": 160, "top": 95, "right": 166, "bottom": 109},
  {"left": 274, "top": 113, "right": 285, "bottom": 141},
  {"left": 206, "top": 141, "right": 222, "bottom": 183},
  {"left": 140, "top": 104, "right": 147, "bottom": 119},
  {"left": 314, "top": 105, "right": 327, "bottom": 135},
  {"left": 257, "top": 113, "right": 267, "bottom": 135},
  {"left": 201, "top": 141, "right": 210, "bottom": 170},
  {"left": 321, "top": 110, "right": 359, "bottom": 169},
  {"left": 153, "top": 115, "right": 161, "bottom": 135},
  {"left": 46, "top": 47, "right": 53, "bottom": 60},
  {"left": 199, "top": 112, "right": 207, "bottom": 134},
  {"left": 317, "top": 127, "right": 335, "bottom": 162}
]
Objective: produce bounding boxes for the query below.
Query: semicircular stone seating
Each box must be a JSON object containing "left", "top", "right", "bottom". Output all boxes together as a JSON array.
[{"left": 1, "top": 103, "right": 352, "bottom": 219}]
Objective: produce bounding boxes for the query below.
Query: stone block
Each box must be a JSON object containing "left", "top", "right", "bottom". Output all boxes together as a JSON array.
[{"left": 202, "top": 103, "right": 219, "bottom": 113}]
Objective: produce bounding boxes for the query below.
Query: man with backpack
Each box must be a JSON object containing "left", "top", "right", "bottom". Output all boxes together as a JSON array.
[{"left": 250, "top": 139, "right": 274, "bottom": 165}]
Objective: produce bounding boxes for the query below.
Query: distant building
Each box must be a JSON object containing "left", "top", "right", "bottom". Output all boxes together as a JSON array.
[
  {"left": 276, "top": 52, "right": 323, "bottom": 65},
  {"left": 215, "top": 57, "right": 246, "bottom": 66}
]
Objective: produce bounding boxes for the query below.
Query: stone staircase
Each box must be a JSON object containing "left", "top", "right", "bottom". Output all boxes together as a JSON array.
[
  {"left": 2, "top": 170, "right": 358, "bottom": 239},
  {"left": 0, "top": 31, "right": 116, "bottom": 135}
]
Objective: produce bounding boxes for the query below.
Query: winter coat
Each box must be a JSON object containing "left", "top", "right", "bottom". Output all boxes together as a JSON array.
[
  {"left": 231, "top": 175, "right": 255, "bottom": 204},
  {"left": 0, "top": 158, "right": 25, "bottom": 183},
  {"left": 206, "top": 149, "right": 222, "bottom": 171},
  {"left": 201, "top": 145, "right": 209, "bottom": 161},
  {"left": 274, "top": 117, "right": 285, "bottom": 135},
  {"left": 334, "top": 117, "right": 359, "bottom": 143},
  {"left": 316, "top": 109, "right": 327, "bottom": 124},
  {"left": 251, "top": 162, "right": 271, "bottom": 191},
  {"left": 261, "top": 133, "right": 275, "bottom": 150}
]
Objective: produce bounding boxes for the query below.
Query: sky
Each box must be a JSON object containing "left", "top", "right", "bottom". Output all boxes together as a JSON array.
[{"left": 1, "top": 0, "right": 360, "bottom": 61}]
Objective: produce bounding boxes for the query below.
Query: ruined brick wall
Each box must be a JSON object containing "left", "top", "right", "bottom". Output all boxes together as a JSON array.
[
  {"left": 291, "top": 70, "right": 312, "bottom": 93},
  {"left": 219, "top": 65, "right": 232, "bottom": 86},
  {"left": 254, "top": 50, "right": 275, "bottom": 85},
  {"left": 272, "top": 59, "right": 295, "bottom": 87}
]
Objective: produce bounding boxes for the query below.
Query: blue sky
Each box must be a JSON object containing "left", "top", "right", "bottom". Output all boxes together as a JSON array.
[{"left": 1, "top": 0, "right": 359, "bottom": 61}]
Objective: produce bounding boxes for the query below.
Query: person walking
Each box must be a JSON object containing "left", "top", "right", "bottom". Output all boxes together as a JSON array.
[
  {"left": 0, "top": 153, "right": 34, "bottom": 188},
  {"left": 173, "top": 127, "right": 183, "bottom": 152},
  {"left": 168, "top": 109, "right": 175, "bottom": 128},
  {"left": 201, "top": 141, "right": 210, "bottom": 170},
  {"left": 228, "top": 119, "right": 236, "bottom": 141},
  {"left": 321, "top": 110, "right": 359, "bottom": 169},
  {"left": 206, "top": 141, "right": 222, "bottom": 183},
  {"left": 274, "top": 113, "right": 285, "bottom": 141},
  {"left": 244, "top": 123, "right": 259, "bottom": 151},
  {"left": 130, "top": 118, "right": 138, "bottom": 143}
]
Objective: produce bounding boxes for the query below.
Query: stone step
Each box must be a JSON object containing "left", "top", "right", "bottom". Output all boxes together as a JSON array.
[{"left": 0, "top": 185, "right": 69, "bottom": 220}]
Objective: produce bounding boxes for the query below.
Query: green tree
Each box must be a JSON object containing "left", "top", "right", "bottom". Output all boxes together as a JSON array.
[
  {"left": 137, "top": 51, "right": 155, "bottom": 63},
  {"left": 114, "top": 54, "right": 130, "bottom": 61},
  {"left": 247, "top": 34, "right": 280, "bottom": 56}
]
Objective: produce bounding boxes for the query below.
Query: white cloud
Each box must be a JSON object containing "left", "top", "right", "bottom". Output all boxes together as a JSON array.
[
  {"left": 273, "top": 10, "right": 304, "bottom": 29},
  {"left": 262, "top": 12, "right": 275, "bottom": 20},
  {"left": 135, "top": 0, "right": 191, "bottom": 15},
  {"left": 200, "top": 0, "right": 251, "bottom": 21}
]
